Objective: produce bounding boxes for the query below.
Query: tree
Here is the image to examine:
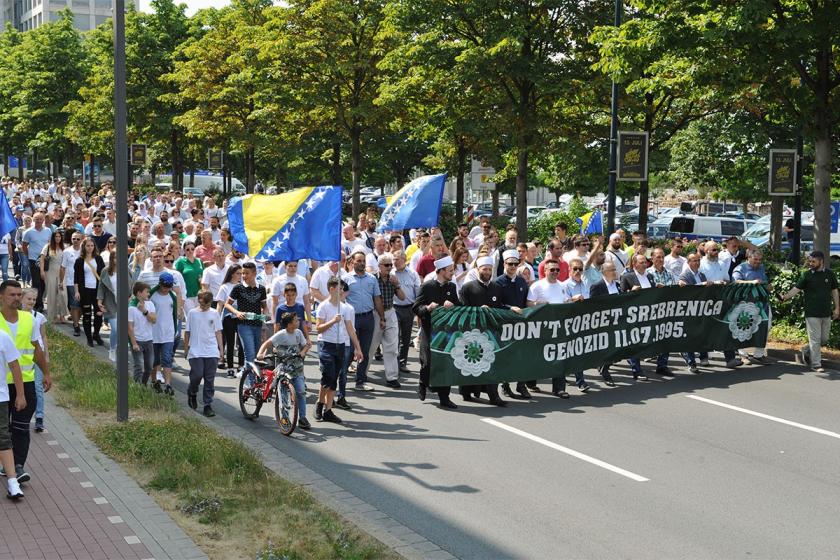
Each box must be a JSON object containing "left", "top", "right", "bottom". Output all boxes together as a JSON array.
[{"left": 0, "top": 25, "right": 24, "bottom": 174}]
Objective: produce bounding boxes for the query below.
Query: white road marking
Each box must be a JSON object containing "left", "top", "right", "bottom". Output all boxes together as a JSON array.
[
  {"left": 686, "top": 395, "right": 840, "bottom": 440},
  {"left": 482, "top": 418, "right": 649, "bottom": 482}
]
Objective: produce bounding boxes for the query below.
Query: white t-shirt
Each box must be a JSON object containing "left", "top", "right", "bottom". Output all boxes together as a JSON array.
[
  {"left": 31, "top": 311, "right": 46, "bottom": 347},
  {"left": 61, "top": 247, "right": 80, "bottom": 286},
  {"left": 664, "top": 255, "right": 686, "bottom": 278},
  {"left": 272, "top": 273, "right": 309, "bottom": 306},
  {"left": 316, "top": 299, "right": 354, "bottom": 345},
  {"left": 128, "top": 300, "right": 156, "bottom": 342},
  {"left": 185, "top": 308, "right": 222, "bottom": 359},
  {"left": 635, "top": 271, "right": 652, "bottom": 289},
  {"left": 604, "top": 248, "right": 628, "bottom": 271},
  {"left": 0, "top": 233, "right": 10, "bottom": 255},
  {"left": 563, "top": 250, "right": 589, "bottom": 265},
  {"left": 527, "top": 279, "right": 568, "bottom": 304},
  {"left": 81, "top": 259, "right": 98, "bottom": 289},
  {"left": 201, "top": 264, "right": 228, "bottom": 298},
  {"left": 150, "top": 291, "right": 175, "bottom": 344},
  {"left": 0, "top": 329, "right": 20, "bottom": 402}
]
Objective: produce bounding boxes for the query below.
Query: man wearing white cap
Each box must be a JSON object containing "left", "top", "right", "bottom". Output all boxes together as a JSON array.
[
  {"left": 457, "top": 256, "right": 509, "bottom": 406},
  {"left": 412, "top": 255, "right": 459, "bottom": 409},
  {"left": 604, "top": 232, "right": 629, "bottom": 272}
]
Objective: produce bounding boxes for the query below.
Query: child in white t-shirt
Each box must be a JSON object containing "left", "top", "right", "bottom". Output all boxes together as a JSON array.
[
  {"left": 128, "top": 282, "right": 156, "bottom": 385},
  {"left": 257, "top": 312, "right": 311, "bottom": 429},
  {"left": 184, "top": 290, "right": 222, "bottom": 417},
  {"left": 0, "top": 328, "right": 24, "bottom": 499}
]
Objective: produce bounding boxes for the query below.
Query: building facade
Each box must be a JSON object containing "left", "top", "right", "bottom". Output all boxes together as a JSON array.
[{"left": 2, "top": 0, "right": 139, "bottom": 32}]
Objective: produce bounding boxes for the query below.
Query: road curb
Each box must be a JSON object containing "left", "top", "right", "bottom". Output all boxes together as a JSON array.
[{"left": 766, "top": 346, "right": 840, "bottom": 371}]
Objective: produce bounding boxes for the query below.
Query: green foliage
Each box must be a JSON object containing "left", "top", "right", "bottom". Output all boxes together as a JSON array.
[
  {"left": 527, "top": 198, "right": 592, "bottom": 244},
  {"left": 47, "top": 326, "right": 177, "bottom": 413}
]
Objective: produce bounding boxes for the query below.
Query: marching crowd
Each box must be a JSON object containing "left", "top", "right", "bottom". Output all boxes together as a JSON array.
[{"left": 1, "top": 177, "right": 838, "bottom": 500}]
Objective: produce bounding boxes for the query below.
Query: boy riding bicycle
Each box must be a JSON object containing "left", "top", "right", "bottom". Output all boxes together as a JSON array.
[{"left": 257, "top": 312, "right": 312, "bottom": 429}]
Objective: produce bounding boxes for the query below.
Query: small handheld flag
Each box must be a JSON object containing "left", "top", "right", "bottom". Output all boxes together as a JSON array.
[
  {"left": 0, "top": 189, "right": 17, "bottom": 239},
  {"left": 376, "top": 174, "right": 446, "bottom": 232},
  {"left": 227, "top": 186, "right": 342, "bottom": 262},
  {"left": 576, "top": 210, "right": 603, "bottom": 236}
]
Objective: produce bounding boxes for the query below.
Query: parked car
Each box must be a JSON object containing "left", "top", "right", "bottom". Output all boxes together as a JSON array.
[
  {"left": 668, "top": 215, "right": 756, "bottom": 241},
  {"left": 161, "top": 174, "right": 246, "bottom": 196},
  {"left": 715, "top": 211, "right": 762, "bottom": 221},
  {"left": 509, "top": 206, "right": 547, "bottom": 224}
]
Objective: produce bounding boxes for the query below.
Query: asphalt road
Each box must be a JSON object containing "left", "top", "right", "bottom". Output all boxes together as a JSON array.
[{"left": 69, "top": 323, "right": 840, "bottom": 560}]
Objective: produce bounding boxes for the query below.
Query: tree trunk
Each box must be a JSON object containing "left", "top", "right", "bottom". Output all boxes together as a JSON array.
[
  {"left": 330, "top": 140, "right": 341, "bottom": 185},
  {"left": 812, "top": 111, "right": 832, "bottom": 255},
  {"left": 89, "top": 155, "right": 95, "bottom": 189},
  {"left": 769, "top": 197, "right": 784, "bottom": 253},
  {"left": 275, "top": 162, "right": 283, "bottom": 191},
  {"left": 151, "top": 164, "right": 157, "bottom": 186},
  {"left": 189, "top": 161, "right": 195, "bottom": 189},
  {"left": 170, "top": 129, "right": 179, "bottom": 191},
  {"left": 515, "top": 147, "right": 529, "bottom": 241},
  {"left": 247, "top": 146, "right": 256, "bottom": 191},
  {"left": 350, "top": 127, "right": 362, "bottom": 219},
  {"left": 491, "top": 189, "right": 499, "bottom": 217},
  {"left": 456, "top": 142, "right": 466, "bottom": 223}
]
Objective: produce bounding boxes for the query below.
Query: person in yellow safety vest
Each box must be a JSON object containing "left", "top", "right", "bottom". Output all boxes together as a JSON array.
[{"left": 0, "top": 280, "right": 51, "bottom": 486}]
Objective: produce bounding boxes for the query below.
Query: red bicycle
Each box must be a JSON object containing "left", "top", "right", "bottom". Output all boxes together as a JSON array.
[{"left": 237, "top": 350, "right": 298, "bottom": 436}]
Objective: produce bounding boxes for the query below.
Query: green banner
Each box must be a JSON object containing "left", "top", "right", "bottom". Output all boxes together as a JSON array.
[{"left": 430, "top": 284, "right": 769, "bottom": 386}]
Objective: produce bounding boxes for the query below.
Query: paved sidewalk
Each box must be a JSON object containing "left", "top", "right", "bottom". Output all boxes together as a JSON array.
[{"left": 0, "top": 393, "right": 207, "bottom": 560}]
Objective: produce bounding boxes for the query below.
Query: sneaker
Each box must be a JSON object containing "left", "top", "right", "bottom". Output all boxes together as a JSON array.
[
  {"left": 6, "top": 479, "right": 22, "bottom": 500},
  {"left": 15, "top": 466, "right": 30, "bottom": 484},
  {"left": 578, "top": 383, "right": 590, "bottom": 393},
  {"left": 813, "top": 365, "right": 826, "bottom": 373},
  {"left": 165, "top": 385, "right": 174, "bottom": 396},
  {"left": 725, "top": 358, "right": 743, "bottom": 369},
  {"left": 334, "top": 397, "right": 352, "bottom": 411},
  {"left": 188, "top": 393, "right": 197, "bottom": 410},
  {"left": 298, "top": 417, "right": 311, "bottom": 430},
  {"left": 108, "top": 349, "right": 116, "bottom": 362},
  {"left": 699, "top": 358, "right": 710, "bottom": 366},
  {"left": 689, "top": 364, "right": 700, "bottom": 374},
  {"left": 34, "top": 418, "right": 44, "bottom": 433},
  {"left": 747, "top": 355, "right": 769, "bottom": 365},
  {"left": 152, "top": 380, "right": 162, "bottom": 393},
  {"left": 322, "top": 409, "right": 342, "bottom": 424},
  {"left": 354, "top": 383, "right": 374, "bottom": 392},
  {"left": 156, "top": 371, "right": 165, "bottom": 383},
  {"left": 315, "top": 402, "right": 324, "bottom": 421},
  {"left": 385, "top": 380, "right": 401, "bottom": 389},
  {"left": 73, "top": 325, "right": 81, "bottom": 337},
  {"left": 226, "top": 369, "right": 236, "bottom": 378},
  {"left": 203, "top": 405, "right": 215, "bottom": 418}
]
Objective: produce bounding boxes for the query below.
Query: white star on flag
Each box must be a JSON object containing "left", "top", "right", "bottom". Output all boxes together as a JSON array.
[
  {"left": 281, "top": 230, "right": 291, "bottom": 241},
  {"left": 264, "top": 247, "right": 276, "bottom": 258},
  {"left": 272, "top": 238, "right": 283, "bottom": 250},
  {"left": 296, "top": 209, "right": 306, "bottom": 220}
]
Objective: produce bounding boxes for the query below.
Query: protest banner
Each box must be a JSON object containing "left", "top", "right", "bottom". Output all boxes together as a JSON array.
[{"left": 430, "top": 284, "right": 768, "bottom": 386}]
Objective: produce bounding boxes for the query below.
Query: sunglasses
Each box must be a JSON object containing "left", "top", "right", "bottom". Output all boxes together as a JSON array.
[
  {"left": 381, "top": 263, "right": 393, "bottom": 267},
  {"left": 547, "top": 268, "right": 560, "bottom": 273},
  {"left": 571, "top": 267, "right": 583, "bottom": 271},
  {"left": 164, "top": 259, "right": 174, "bottom": 264}
]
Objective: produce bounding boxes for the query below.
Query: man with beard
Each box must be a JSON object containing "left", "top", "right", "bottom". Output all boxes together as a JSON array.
[
  {"left": 412, "top": 256, "right": 459, "bottom": 409},
  {"left": 458, "top": 256, "right": 511, "bottom": 406}
]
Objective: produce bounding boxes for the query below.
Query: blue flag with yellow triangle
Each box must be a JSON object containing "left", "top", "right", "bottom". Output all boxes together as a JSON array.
[
  {"left": 576, "top": 210, "right": 603, "bottom": 236},
  {"left": 227, "top": 186, "right": 342, "bottom": 261},
  {"left": 376, "top": 174, "right": 446, "bottom": 232}
]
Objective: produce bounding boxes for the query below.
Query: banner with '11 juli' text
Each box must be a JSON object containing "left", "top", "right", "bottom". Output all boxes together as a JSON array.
[{"left": 429, "top": 284, "right": 769, "bottom": 386}]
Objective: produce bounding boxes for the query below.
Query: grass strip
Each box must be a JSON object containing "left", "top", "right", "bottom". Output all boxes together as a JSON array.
[{"left": 47, "top": 326, "right": 395, "bottom": 560}]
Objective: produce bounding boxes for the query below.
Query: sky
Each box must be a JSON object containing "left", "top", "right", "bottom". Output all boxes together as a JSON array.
[{"left": 139, "top": 0, "right": 231, "bottom": 16}]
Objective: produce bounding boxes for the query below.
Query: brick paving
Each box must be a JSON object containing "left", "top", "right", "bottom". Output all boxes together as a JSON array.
[{"left": 0, "top": 430, "right": 153, "bottom": 560}]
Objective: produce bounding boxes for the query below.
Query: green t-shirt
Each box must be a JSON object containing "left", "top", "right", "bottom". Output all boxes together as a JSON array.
[
  {"left": 796, "top": 268, "right": 838, "bottom": 318},
  {"left": 175, "top": 256, "right": 204, "bottom": 298}
]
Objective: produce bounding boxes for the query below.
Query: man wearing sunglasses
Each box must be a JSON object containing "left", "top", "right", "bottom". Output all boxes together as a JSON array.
[
  {"left": 528, "top": 258, "right": 572, "bottom": 398},
  {"left": 496, "top": 249, "right": 531, "bottom": 399},
  {"left": 369, "top": 253, "right": 404, "bottom": 389}
]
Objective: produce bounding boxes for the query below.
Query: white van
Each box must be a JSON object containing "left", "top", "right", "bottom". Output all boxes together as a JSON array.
[
  {"left": 159, "top": 174, "right": 246, "bottom": 196},
  {"left": 667, "top": 215, "right": 756, "bottom": 242}
]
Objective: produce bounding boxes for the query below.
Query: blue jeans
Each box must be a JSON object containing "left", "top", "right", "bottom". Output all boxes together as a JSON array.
[
  {"left": 353, "top": 311, "right": 375, "bottom": 384},
  {"left": 628, "top": 354, "right": 669, "bottom": 372},
  {"left": 237, "top": 323, "right": 263, "bottom": 364},
  {"left": 682, "top": 351, "right": 708, "bottom": 366},
  {"left": 107, "top": 316, "right": 118, "bottom": 352},
  {"left": 34, "top": 365, "right": 44, "bottom": 420},
  {"left": 0, "top": 254, "right": 9, "bottom": 281},
  {"left": 290, "top": 375, "right": 307, "bottom": 419},
  {"left": 18, "top": 253, "right": 30, "bottom": 284}
]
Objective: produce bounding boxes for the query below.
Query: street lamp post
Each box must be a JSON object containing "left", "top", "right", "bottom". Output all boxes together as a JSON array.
[
  {"left": 114, "top": 0, "right": 129, "bottom": 422},
  {"left": 606, "top": 0, "right": 622, "bottom": 236}
]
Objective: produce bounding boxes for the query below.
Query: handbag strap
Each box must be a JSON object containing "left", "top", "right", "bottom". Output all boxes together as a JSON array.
[{"left": 85, "top": 258, "right": 100, "bottom": 282}]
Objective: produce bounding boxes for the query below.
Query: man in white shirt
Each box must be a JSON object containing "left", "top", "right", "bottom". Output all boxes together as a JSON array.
[
  {"left": 603, "top": 232, "right": 629, "bottom": 272},
  {"left": 60, "top": 233, "right": 83, "bottom": 336},
  {"left": 201, "top": 248, "right": 229, "bottom": 301},
  {"left": 527, "top": 258, "right": 568, "bottom": 305},
  {"left": 365, "top": 236, "right": 390, "bottom": 272},
  {"left": 699, "top": 241, "right": 730, "bottom": 284},
  {"left": 310, "top": 255, "right": 348, "bottom": 303},
  {"left": 664, "top": 238, "right": 687, "bottom": 277},
  {"left": 560, "top": 258, "right": 592, "bottom": 394},
  {"left": 563, "top": 236, "right": 590, "bottom": 265}
]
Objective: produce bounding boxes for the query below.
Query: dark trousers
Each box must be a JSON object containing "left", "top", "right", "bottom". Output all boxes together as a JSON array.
[
  {"left": 28, "top": 260, "right": 44, "bottom": 312},
  {"left": 80, "top": 286, "right": 102, "bottom": 341},
  {"left": 629, "top": 354, "right": 668, "bottom": 372},
  {"left": 188, "top": 357, "right": 217, "bottom": 406},
  {"left": 222, "top": 315, "right": 244, "bottom": 369},
  {"left": 459, "top": 384, "right": 501, "bottom": 400},
  {"left": 8, "top": 381, "right": 36, "bottom": 467},
  {"left": 418, "top": 329, "right": 451, "bottom": 399},
  {"left": 552, "top": 371, "right": 585, "bottom": 392},
  {"left": 395, "top": 305, "right": 414, "bottom": 366},
  {"left": 354, "top": 311, "right": 375, "bottom": 384}
]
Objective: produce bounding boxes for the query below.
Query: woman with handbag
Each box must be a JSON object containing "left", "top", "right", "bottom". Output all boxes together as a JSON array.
[
  {"left": 40, "top": 230, "right": 67, "bottom": 324},
  {"left": 97, "top": 252, "right": 119, "bottom": 362},
  {"left": 74, "top": 237, "right": 105, "bottom": 347}
]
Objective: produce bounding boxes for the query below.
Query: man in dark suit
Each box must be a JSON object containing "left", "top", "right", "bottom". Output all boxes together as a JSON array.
[
  {"left": 619, "top": 254, "right": 658, "bottom": 380},
  {"left": 413, "top": 256, "right": 460, "bottom": 409},
  {"left": 678, "top": 252, "right": 711, "bottom": 372},
  {"left": 589, "top": 261, "right": 621, "bottom": 386}
]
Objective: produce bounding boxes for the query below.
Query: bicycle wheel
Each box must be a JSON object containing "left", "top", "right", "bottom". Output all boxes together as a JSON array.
[
  {"left": 274, "top": 378, "right": 297, "bottom": 436},
  {"left": 238, "top": 366, "right": 263, "bottom": 420}
]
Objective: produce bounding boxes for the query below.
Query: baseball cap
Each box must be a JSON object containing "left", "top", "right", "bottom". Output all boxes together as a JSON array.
[{"left": 158, "top": 271, "right": 175, "bottom": 287}]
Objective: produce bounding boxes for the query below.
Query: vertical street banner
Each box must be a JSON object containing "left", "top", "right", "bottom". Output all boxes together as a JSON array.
[
  {"left": 209, "top": 149, "right": 224, "bottom": 170},
  {"left": 130, "top": 144, "right": 147, "bottom": 166},
  {"left": 617, "top": 131, "right": 649, "bottom": 181},
  {"left": 768, "top": 149, "right": 797, "bottom": 196},
  {"left": 430, "top": 284, "right": 769, "bottom": 386}
]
